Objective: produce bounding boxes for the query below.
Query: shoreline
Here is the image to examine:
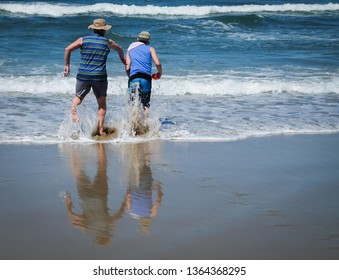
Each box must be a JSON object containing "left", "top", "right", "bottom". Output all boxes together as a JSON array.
[
  {"left": 1, "top": 130, "right": 339, "bottom": 146},
  {"left": 1, "top": 133, "right": 339, "bottom": 260}
]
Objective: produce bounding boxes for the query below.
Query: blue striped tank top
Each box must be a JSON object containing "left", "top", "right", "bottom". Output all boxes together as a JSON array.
[{"left": 76, "top": 33, "right": 110, "bottom": 82}]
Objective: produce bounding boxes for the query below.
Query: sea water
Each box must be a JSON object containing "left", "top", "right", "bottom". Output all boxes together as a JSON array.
[{"left": 0, "top": 0, "right": 338, "bottom": 143}]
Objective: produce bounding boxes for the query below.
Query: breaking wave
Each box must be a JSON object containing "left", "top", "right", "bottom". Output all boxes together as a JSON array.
[{"left": 1, "top": 2, "right": 339, "bottom": 17}]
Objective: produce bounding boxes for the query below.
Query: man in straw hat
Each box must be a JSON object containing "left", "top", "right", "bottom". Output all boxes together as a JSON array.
[
  {"left": 125, "top": 31, "right": 162, "bottom": 122},
  {"left": 64, "top": 18, "right": 125, "bottom": 136}
]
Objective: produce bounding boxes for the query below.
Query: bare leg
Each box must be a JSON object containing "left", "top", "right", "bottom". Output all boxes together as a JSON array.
[
  {"left": 97, "top": 96, "right": 106, "bottom": 135},
  {"left": 71, "top": 96, "right": 81, "bottom": 122},
  {"left": 143, "top": 106, "right": 149, "bottom": 123}
]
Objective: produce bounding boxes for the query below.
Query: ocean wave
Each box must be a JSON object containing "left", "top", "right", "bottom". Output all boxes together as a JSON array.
[
  {"left": 1, "top": 72, "right": 338, "bottom": 96},
  {"left": 1, "top": 3, "right": 339, "bottom": 17},
  {"left": 1, "top": 73, "right": 338, "bottom": 144}
]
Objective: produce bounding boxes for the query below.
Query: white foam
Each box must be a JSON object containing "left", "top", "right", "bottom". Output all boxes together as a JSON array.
[
  {"left": 1, "top": 3, "right": 338, "bottom": 17},
  {"left": 1, "top": 71, "right": 338, "bottom": 144},
  {"left": 1, "top": 71, "right": 338, "bottom": 96}
]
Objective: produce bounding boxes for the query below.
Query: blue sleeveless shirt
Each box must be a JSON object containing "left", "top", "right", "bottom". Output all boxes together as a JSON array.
[
  {"left": 77, "top": 33, "right": 110, "bottom": 82},
  {"left": 128, "top": 44, "right": 152, "bottom": 77}
]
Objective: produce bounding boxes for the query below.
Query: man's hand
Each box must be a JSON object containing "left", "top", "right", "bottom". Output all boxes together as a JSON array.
[{"left": 64, "top": 65, "right": 70, "bottom": 77}]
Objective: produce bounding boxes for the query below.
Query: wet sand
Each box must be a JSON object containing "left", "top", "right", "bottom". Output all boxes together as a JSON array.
[{"left": 0, "top": 133, "right": 339, "bottom": 260}]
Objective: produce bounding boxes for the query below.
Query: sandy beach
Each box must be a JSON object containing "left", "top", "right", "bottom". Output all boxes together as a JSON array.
[{"left": 0, "top": 133, "right": 339, "bottom": 260}]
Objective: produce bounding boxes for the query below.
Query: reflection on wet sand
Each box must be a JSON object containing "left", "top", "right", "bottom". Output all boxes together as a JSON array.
[
  {"left": 125, "top": 143, "right": 163, "bottom": 235},
  {"left": 61, "top": 142, "right": 163, "bottom": 246},
  {"left": 64, "top": 143, "right": 125, "bottom": 246}
]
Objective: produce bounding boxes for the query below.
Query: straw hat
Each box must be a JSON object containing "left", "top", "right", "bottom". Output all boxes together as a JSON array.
[
  {"left": 88, "top": 18, "right": 112, "bottom": 31},
  {"left": 138, "top": 31, "right": 151, "bottom": 40}
]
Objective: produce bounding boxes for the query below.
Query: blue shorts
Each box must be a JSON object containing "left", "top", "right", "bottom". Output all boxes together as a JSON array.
[
  {"left": 75, "top": 79, "right": 107, "bottom": 100},
  {"left": 129, "top": 78, "right": 151, "bottom": 107}
]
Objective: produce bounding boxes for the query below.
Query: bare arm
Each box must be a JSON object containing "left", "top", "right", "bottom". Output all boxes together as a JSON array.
[
  {"left": 64, "top": 37, "right": 82, "bottom": 76},
  {"left": 109, "top": 39, "right": 126, "bottom": 65},
  {"left": 64, "top": 192, "right": 85, "bottom": 230},
  {"left": 150, "top": 182, "right": 163, "bottom": 218},
  {"left": 150, "top": 47, "right": 162, "bottom": 78},
  {"left": 125, "top": 52, "right": 131, "bottom": 77}
]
